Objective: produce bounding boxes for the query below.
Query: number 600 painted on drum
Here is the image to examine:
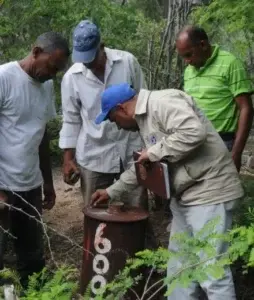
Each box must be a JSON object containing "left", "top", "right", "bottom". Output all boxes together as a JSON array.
[{"left": 90, "top": 223, "right": 111, "bottom": 298}]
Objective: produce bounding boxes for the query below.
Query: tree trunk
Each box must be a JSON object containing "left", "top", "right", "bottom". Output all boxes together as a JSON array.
[{"left": 151, "top": 0, "right": 193, "bottom": 89}]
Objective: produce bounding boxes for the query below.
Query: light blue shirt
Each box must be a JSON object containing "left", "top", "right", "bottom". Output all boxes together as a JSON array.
[{"left": 59, "top": 48, "right": 146, "bottom": 173}]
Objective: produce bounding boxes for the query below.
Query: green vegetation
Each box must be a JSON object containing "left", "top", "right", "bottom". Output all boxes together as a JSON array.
[
  {"left": 47, "top": 116, "right": 63, "bottom": 164},
  {"left": 89, "top": 192, "right": 254, "bottom": 299},
  {"left": 0, "top": 0, "right": 254, "bottom": 298},
  {"left": 1, "top": 0, "right": 252, "bottom": 162},
  {"left": 0, "top": 266, "right": 78, "bottom": 300},
  {"left": 192, "top": 0, "right": 254, "bottom": 79}
]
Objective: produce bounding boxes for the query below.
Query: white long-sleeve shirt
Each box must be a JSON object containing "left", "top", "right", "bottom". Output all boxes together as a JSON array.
[{"left": 59, "top": 47, "right": 146, "bottom": 173}]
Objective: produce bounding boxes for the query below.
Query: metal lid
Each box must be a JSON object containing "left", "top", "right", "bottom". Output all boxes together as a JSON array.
[{"left": 84, "top": 201, "right": 149, "bottom": 222}]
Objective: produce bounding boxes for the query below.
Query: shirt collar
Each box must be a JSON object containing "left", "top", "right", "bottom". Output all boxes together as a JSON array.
[
  {"left": 193, "top": 44, "right": 219, "bottom": 73},
  {"left": 189, "top": 44, "right": 220, "bottom": 74},
  {"left": 201, "top": 44, "right": 219, "bottom": 70},
  {"left": 105, "top": 47, "right": 122, "bottom": 63},
  {"left": 135, "top": 89, "right": 151, "bottom": 116},
  {"left": 71, "top": 47, "right": 122, "bottom": 74}
]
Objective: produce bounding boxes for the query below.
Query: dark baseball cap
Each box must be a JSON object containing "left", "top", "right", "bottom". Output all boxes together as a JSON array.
[{"left": 72, "top": 20, "right": 101, "bottom": 63}]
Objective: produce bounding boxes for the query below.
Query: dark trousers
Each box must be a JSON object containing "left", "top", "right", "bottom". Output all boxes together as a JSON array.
[
  {"left": 223, "top": 139, "right": 234, "bottom": 152},
  {"left": 0, "top": 187, "right": 45, "bottom": 286},
  {"left": 219, "top": 132, "right": 235, "bottom": 152}
]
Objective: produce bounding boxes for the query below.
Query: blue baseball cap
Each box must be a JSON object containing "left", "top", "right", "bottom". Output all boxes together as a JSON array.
[
  {"left": 72, "top": 20, "right": 101, "bottom": 63},
  {"left": 95, "top": 83, "right": 136, "bottom": 125}
]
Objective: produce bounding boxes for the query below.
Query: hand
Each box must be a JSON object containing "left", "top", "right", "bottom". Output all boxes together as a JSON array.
[
  {"left": 91, "top": 189, "right": 109, "bottom": 207},
  {"left": 0, "top": 190, "right": 7, "bottom": 210},
  {"left": 42, "top": 184, "right": 56, "bottom": 210},
  {"left": 63, "top": 157, "right": 80, "bottom": 185},
  {"left": 232, "top": 151, "right": 242, "bottom": 173},
  {"left": 0, "top": 190, "right": 7, "bottom": 202},
  {"left": 137, "top": 149, "right": 150, "bottom": 164}
]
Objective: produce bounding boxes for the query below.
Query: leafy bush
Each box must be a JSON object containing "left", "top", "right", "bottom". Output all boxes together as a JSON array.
[
  {"left": 85, "top": 176, "right": 254, "bottom": 299},
  {"left": 47, "top": 116, "right": 62, "bottom": 141},
  {"left": 1, "top": 180, "right": 254, "bottom": 299},
  {"left": 233, "top": 175, "right": 254, "bottom": 227},
  {"left": 192, "top": 0, "right": 254, "bottom": 80},
  {"left": 47, "top": 116, "right": 63, "bottom": 164},
  {"left": 85, "top": 216, "right": 254, "bottom": 299},
  {"left": 0, "top": 265, "right": 78, "bottom": 300}
]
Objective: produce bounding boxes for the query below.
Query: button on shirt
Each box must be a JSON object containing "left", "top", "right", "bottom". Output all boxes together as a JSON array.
[
  {"left": 59, "top": 48, "right": 146, "bottom": 173},
  {"left": 0, "top": 62, "right": 56, "bottom": 191}
]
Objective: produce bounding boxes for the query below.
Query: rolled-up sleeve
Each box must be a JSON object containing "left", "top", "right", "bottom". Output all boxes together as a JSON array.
[
  {"left": 59, "top": 74, "right": 81, "bottom": 149},
  {"left": 106, "top": 165, "right": 139, "bottom": 200},
  {"left": 147, "top": 91, "right": 207, "bottom": 163}
]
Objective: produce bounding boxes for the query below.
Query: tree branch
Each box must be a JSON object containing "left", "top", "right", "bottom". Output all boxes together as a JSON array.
[{"left": 0, "top": 181, "right": 96, "bottom": 266}]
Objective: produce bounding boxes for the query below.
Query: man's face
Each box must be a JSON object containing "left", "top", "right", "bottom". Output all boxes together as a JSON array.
[
  {"left": 176, "top": 38, "right": 208, "bottom": 68},
  {"left": 32, "top": 48, "right": 69, "bottom": 82},
  {"left": 108, "top": 107, "right": 139, "bottom": 131},
  {"left": 83, "top": 47, "right": 105, "bottom": 71}
]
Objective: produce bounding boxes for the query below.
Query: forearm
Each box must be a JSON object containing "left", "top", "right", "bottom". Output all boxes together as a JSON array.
[
  {"left": 63, "top": 148, "right": 75, "bottom": 161},
  {"left": 233, "top": 100, "right": 254, "bottom": 155},
  {"left": 39, "top": 128, "right": 53, "bottom": 186},
  {"left": 106, "top": 166, "right": 139, "bottom": 200}
]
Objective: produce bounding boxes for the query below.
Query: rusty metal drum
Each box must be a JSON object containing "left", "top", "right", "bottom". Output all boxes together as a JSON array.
[{"left": 80, "top": 201, "right": 149, "bottom": 299}]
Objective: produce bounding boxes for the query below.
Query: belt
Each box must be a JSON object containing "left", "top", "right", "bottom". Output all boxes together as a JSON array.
[{"left": 218, "top": 132, "right": 235, "bottom": 141}]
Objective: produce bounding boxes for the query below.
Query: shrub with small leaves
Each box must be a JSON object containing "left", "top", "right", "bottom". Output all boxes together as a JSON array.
[
  {"left": 0, "top": 265, "right": 78, "bottom": 300},
  {"left": 87, "top": 215, "right": 254, "bottom": 300}
]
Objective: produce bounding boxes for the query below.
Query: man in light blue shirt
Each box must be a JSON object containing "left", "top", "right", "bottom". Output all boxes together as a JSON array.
[{"left": 59, "top": 20, "right": 148, "bottom": 210}]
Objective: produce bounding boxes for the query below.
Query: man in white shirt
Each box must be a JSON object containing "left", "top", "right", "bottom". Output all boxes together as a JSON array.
[
  {"left": 0, "top": 32, "right": 70, "bottom": 286},
  {"left": 59, "top": 20, "right": 148, "bottom": 210}
]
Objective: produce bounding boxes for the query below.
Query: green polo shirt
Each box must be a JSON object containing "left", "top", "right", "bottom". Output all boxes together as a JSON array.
[{"left": 184, "top": 45, "right": 253, "bottom": 133}]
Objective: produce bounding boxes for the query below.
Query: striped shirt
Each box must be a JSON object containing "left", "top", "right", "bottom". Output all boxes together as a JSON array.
[{"left": 184, "top": 45, "right": 253, "bottom": 133}]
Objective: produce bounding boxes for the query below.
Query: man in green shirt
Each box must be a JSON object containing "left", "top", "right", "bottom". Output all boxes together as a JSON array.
[{"left": 176, "top": 25, "right": 253, "bottom": 171}]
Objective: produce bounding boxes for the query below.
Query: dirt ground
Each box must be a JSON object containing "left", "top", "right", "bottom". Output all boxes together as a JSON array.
[
  {"left": 43, "top": 168, "right": 84, "bottom": 269},
  {"left": 44, "top": 168, "right": 83, "bottom": 236}
]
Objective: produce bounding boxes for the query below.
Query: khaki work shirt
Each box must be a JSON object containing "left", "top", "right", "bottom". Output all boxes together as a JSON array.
[{"left": 107, "top": 89, "right": 244, "bottom": 206}]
